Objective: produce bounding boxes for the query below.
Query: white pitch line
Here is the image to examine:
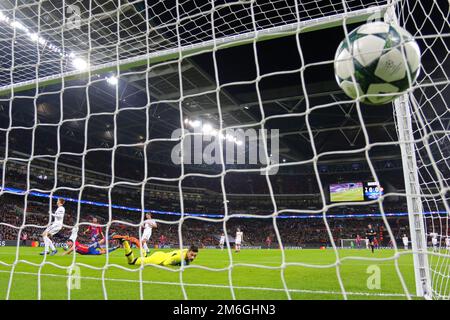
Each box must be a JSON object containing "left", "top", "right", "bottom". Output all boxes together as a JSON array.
[
  {"left": 0, "top": 270, "right": 414, "bottom": 297},
  {"left": 0, "top": 252, "right": 416, "bottom": 266}
]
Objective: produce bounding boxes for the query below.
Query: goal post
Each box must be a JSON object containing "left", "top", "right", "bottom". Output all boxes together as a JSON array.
[
  {"left": 384, "top": 3, "right": 432, "bottom": 299},
  {"left": 340, "top": 239, "right": 358, "bottom": 249},
  {"left": 386, "top": 0, "right": 449, "bottom": 300},
  {"left": 394, "top": 94, "right": 432, "bottom": 298}
]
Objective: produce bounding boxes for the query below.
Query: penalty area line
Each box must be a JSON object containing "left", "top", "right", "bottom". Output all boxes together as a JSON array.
[{"left": 0, "top": 270, "right": 413, "bottom": 297}]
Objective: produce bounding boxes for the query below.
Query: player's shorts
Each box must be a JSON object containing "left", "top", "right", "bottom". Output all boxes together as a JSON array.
[
  {"left": 44, "top": 223, "right": 63, "bottom": 236},
  {"left": 432, "top": 239, "right": 438, "bottom": 245},
  {"left": 90, "top": 234, "right": 101, "bottom": 242},
  {"left": 87, "top": 242, "right": 102, "bottom": 255},
  {"left": 235, "top": 240, "right": 241, "bottom": 245},
  {"left": 76, "top": 247, "right": 101, "bottom": 255},
  {"left": 87, "top": 248, "right": 102, "bottom": 255},
  {"left": 142, "top": 229, "right": 152, "bottom": 241}
]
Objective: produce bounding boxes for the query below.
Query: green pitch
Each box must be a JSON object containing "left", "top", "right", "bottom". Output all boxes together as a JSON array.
[{"left": 0, "top": 247, "right": 419, "bottom": 300}]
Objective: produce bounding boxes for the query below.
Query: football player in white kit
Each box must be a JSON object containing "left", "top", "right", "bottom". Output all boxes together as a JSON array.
[
  {"left": 142, "top": 213, "right": 157, "bottom": 255},
  {"left": 402, "top": 234, "right": 409, "bottom": 250},
  {"left": 69, "top": 225, "right": 79, "bottom": 243},
  {"left": 40, "top": 198, "right": 65, "bottom": 256},
  {"left": 365, "top": 237, "right": 370, "bottom": 249},
  {"left": 431, "top": 232, "right": 439, "bottom": 252},
  {"left": 219, "top": 233, "right": 225, "bottom": 250},
  {"left": 235, "top": 228, "right": 243, "bottom": 253},
  {"left": 445, "top": 236, "right": 450, "bottom": 250}
]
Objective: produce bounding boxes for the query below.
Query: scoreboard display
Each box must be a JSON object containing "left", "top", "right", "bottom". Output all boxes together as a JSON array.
[
  {"left": 329, "top": 182, "right": 384, "bottom": 202},
  {"left": 363, "top": 182, "right": 384, "bottom": 200}
]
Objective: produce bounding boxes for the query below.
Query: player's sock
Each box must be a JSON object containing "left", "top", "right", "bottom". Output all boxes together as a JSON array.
[
  {"left": 40, "top": 239, "right": 50, "bottom": 255},
  {"left": 49, "top": 240, "right": 56, "bottom": 252},
  {"left": 142, "top": 242, "right": 149, "bottom": 253},
  {"left": 108, "top": 246, "right": 119, "bottom": 253},
  {"left": 43, "top": 236, "right": 51, "bottom": 253},
  {"left": 122, "top": 241, "right": 135, "bottom": 264},
  {"left": 371, "top": 245, "right": 374, "bottom": 253}
]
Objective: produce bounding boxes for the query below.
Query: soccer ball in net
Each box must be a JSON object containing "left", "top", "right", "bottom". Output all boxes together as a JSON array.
[{"left": 334, "top": 21, "right": 421, "bottom": 105}]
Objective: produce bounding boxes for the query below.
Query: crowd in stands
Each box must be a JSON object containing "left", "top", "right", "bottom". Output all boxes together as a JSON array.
[
  {"left": 3, "top": 164, "right": 426, "bottom": 216},
  {"left": 2, "top": 193, "right": 440, "bottom": 249},
  {"left": 1, "top": 164, "right": 447, "bottom": 249},
  {"left": 3, "top": 163, "right": 406, "bottom": 198}
]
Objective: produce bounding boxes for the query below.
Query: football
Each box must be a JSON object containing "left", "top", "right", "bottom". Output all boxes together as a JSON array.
[{"left": 334, "top": 21, "right": 421, "bottom": 105}]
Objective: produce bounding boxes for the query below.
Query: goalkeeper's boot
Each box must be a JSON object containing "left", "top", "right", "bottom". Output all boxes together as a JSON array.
[
  {"left": 108, "top": 246, "right": 120, "bottom": 253},
  {"left": 114, "top": 236, "right": 128, "bottom": 245},
  {"left": 50, "top": 250, "right": 58, "bottom": 256},
  {"left": 128, "top": 236, "right": 141, "bottom": 248},
  {"left": 113, "top": 234, "right": 130, "bottom": 242}
]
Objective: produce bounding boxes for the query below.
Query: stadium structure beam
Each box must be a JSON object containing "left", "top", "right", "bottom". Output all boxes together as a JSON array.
[
  {"left": 124, "top": 64, "right": 194, "bottom": 85},
  {"left": 185, "top": 58, "right": 258, "bottom": 124},
  {"left": 188, "top": 81, "right": 344, "bottom": 117},
  {"left": 186, "top": 76, "right": 448, "bottom": 118},
  {"left": 278, "top": 122, "right": 397, "bottom": 137}
]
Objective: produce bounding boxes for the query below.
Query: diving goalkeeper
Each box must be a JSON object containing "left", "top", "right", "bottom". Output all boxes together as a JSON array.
[{"left": 119, "top": 238, "right": 198, "bottom": 266}]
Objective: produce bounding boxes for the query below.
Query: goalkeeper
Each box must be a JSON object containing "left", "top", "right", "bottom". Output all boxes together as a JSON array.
[{"left": 117, "top": 237, "right": 198, "bottom": 266}]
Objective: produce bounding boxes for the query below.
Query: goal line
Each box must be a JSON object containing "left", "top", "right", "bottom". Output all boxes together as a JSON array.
[{"left": 0, "top": 270, "right": 415, "bottom": 298}]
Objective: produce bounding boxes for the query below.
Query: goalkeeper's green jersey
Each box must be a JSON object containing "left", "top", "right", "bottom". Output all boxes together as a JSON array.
[{"left": 144, "top": 249, "right": 189, "bottom": 266}]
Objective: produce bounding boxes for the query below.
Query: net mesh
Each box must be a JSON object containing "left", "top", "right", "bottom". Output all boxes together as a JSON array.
[
  {"left": 396, "top": 0, "right": 450, "bottom": 299},
  {"left": 0, "top": 0, "right": 390, "bottom": 88},
  {"left": 0, "top": 0, "right": 449, "bottom": 300}
]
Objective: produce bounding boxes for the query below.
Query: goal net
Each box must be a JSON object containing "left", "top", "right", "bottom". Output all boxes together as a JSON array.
[
  {"left": 340, "top": 239, "right": 359, "bottom": 249},
  {"left": 0, "top": 0, "right": 448, "bottom": 300},
  {"left": 397, "top": 1, "right": 450, "bottom": 300}
]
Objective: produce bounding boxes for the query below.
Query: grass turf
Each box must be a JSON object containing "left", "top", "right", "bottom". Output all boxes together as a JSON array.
[{"left": 0, "top": 246, "right": 420, "bottom": 300}]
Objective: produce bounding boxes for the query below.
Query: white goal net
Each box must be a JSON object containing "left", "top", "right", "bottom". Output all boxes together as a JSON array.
[
  {"left": 0, "top": 0, "right": 448, "bottom": 300},
  {"left": 397, "top": 1, "right": 450, "bottom": 299}
]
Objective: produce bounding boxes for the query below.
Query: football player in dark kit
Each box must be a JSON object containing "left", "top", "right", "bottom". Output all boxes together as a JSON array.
[{"left": 365, "top": 224, "right": 377, "bottom": 253}]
